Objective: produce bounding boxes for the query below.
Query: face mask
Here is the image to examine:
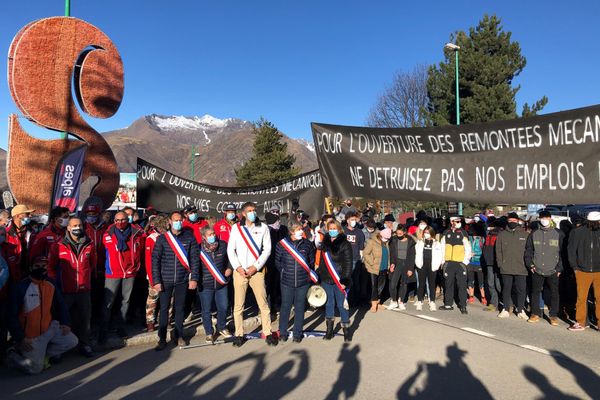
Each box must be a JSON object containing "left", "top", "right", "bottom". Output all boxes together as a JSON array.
[
  {"left": 30, "top": 267, "right": 47, "bottom": 280},
  {"left": 71, "top": 228, "right": 84, "bottom": 238},
  {"left": 207, "top": 235, "right": 216, "bottom": 244},
  {"left": 57, "top": 217, "right": 69, "bottom": 228},
  {"left": 115, "top": 221, "right": 128, "bottom": 230},
  {"left": 188, "top": 213, "right": 198, "bottom": 222},
  {"left": 128, "top": 215, "right": 134, "bottom": 224},
  {"left": 294, "top": 230, "right": 304, "bottom": 240},
  {"left": 349, "top": 220, "right": 357, "bottom": 228},
  {"left": 424, "top": 233, "right": 432, "bottom": 239},
  {"left": 508, "top": 222, "right": 519, "bottom": 230},
  {"left": 246, "top": 211, "right": 256, "bottom": 222},
  {"left": 367, "top": 228, "right": 375, "bottom": 233},
  {"left": 21, "top": 217, "right": 30, "bottom": 226},
  {"left": 271, "top": 221, "right": 281, "bottom": 230},
  {"left": 474, "top": 216, "right": 481, "bottom": 223},
  {"left": 172, "top": 220, "right": 183, "bottom": 231},
  {"left": 86, "top": 215, "right": 99, "bottom": 224},
  {"left": 226, "top": 213, "right": 236, "bottom": 221},
  {"left": 540, "top": 219, "right": 551, "bottom": 227},
  {"left": 419, "top": 224, "right": 427, "bottom": 231},
  {"left": 454, "top": 223, "right": 462, "bottom": 229},
  {"left": 381, "top": 238, "right": 388, "bottom": 243},
  {"left": 329, "top": 229, "right": 339, "bottom": 238}
]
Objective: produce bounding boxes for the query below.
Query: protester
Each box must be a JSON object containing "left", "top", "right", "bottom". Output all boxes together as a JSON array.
[
  {"left": 199, "top": 226, "right": 232, "bottom": 343},
  {"left": 383, "top": 214, "right": 396, "bottom": 231},
  {"left": 343, "top": 212, "right": 365, "bottom": 307},
  {"left": 275, "top": 223, "right": 316, "bottom": 342},
  {"left": 122, "top": 206, "right": 140, "bottom": 227},
  {"left": 0, "top": 229, "right": 9, "bottom": 360},
  {"left": 214, "top": 203, "right": 238, "bottom": 243},
  {"left": 152, "top": 211, "right": 200, "bottom": 350},
  {"left": 317, "top": 219, "right": 353, "bottom": 342},
  {"left": 265, "top": 211, "right": 289, "bottom": 313},
  {"left": 29, "top": 207, "right": 70, "bottom": 262},
  {"left": 3, "top": 204, "right": 36, "bottom": 284},
  {"left": 496, "top": 212, "right": 529, "bottom": 319},
  {"left": 567, "top": 211, "right": 600, "bottom": 331},
  {"left": 467, "top": 223, "right": 487, "bottom": 306},
  {"left": 388, "top": 225, "right": 416, "bottom": 311},
  {"left": 524, "top": 210, "right": 564, "bottom": 326},
  {"left": 362, "top": 218, "right": 377, "bottom": 242},
  {"left": 440, "top": 216, "right": 471, "bottom": 314},
  {"left": 82, "top": 201, "right": 108, "bottom": 319},
  {"left": 99, "top": 211, "right": 145, "bottom": 344},
  {"left": 143, "top": 215, "right": 169, "bottom": 332},
  {"left": 182, "top": 205, "right": 208, "bottom": 244},
  {"left": 339, "top": 199, "right": 357, "bottom": 219},
  {"left": 227, "top": 202, "right": 277, "bottom": 347},
  {"left": 414, "top": 226, "right": 443, "bottom": 311},
  {"left": 363, "top": 228, "right": 391, "bottom": 313},
  {"left": 0, "top": 209, "right": 10, "bottom": 228},
  {"left": 482, "top": 219, "right": 502, "bottom": 312},
  {"left": 7, "top": 256, "right": 78, "bottom": 374},
  {"left": 47, "top": 216, "right": 96, "bottom": 357}
]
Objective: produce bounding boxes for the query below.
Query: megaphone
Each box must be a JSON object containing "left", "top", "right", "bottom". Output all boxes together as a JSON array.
[{"left": 307, "top": 284, "right": 327, "bottom": 307}]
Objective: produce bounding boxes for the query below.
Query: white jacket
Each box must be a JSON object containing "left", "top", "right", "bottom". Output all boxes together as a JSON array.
[
  {"left": 227, "top": 222, "right": 272, "bottom": 271},
  {"left": 415, "top": 239, "right": 444, "bottom": 271}
]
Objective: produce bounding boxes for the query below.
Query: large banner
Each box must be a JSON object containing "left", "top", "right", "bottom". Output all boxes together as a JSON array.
[
  {"left": 51, "top": 145, "right": 87, "bottom": 212},
  {"left": 136, "top": 158, "right": 324, "bottom": 218},
  {"left": 312, "top": 104, "right": 600, "bottom": 204}
]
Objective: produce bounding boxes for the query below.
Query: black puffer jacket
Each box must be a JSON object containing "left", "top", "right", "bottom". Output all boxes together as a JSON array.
[
  {"left": 317, "top": 234, "right": 353, "bottom": 287},
  {"left": 275, "top": 238, "right": 316, "bottom": 288},
  {"left": 567, "top": 225, "right": 600, "bottom": 273},
  {"left": 152, "top": 230, "right": 200, "bottom": 286},
  {"left": 200, "top": 240, "right": 231, "bottom": 290}
]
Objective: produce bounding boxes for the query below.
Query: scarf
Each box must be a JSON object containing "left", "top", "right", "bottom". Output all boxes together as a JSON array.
[
  {"left": 114, "top": 225, "right": 132, "bottom": 252},
  {"left": 202, "top": 239, "right": 219, "bottom": 253}
]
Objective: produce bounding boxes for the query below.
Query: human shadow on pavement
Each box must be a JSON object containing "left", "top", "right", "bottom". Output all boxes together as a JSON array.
[
  {"left": 397, "top": 342, "right": 493, "bottom": 399},
  {"left": 549, "top": 351, "right": 600, "bottom": 399},
  {"left": 522, "top": 366, "right": 580, "bottom": 400},
  {"left": 324, "top": 343, "right": 361, "bottom": 400}
]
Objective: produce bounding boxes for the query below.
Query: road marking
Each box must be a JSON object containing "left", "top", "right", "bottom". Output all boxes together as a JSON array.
[
  {"left": 461, "top": 327, "right": 495, "bottom": 338},
  {"left": 416, "top": 314, "right": 441, "bottom": 322},
  {"left": 520, "top": 345, "right": 551, "bottom": 355}
]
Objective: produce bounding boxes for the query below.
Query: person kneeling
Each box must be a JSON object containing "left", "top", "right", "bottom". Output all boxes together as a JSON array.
[{"left": 7, "top": 256, "right": 78, "bottom": 374}]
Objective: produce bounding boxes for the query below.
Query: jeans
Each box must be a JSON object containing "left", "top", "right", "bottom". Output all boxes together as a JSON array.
[
  {"left": 323, "top": 282, "right": 350, "bottom": 324},
  {"left": 370, "top": 272, "right": 387, "bottom": 301},
  {"left": 417, "top": 264, "right": 437, "bottom": 302},
  {"left": 63, "top": 292, "right": 92, "bottom": 347},
  {"left": 531, "top": 272, "right": 559, "bottom": 317},
  {"left": 279, "top": 283, "right": 310, "bottom": 338},
  {"left": 101, "top": 277, "right": 135, "bottom": 333},
  {"left": 485, "top": 265, "right": 502, "bottom": 307},
  {"left": 199, "top": 285, "right": 229, "bottom": 335},
  {"left": 158, "top": 282, "right": 188, "bottom": 341},
  {"left": 501, "top": 274, "right": 526, "bottom": 312},
  {"left": 443, "top": 262, "right": 467, "bottom": 308},
  {"left": 389, "top": 260, "right": 407, "bottom": 301}
]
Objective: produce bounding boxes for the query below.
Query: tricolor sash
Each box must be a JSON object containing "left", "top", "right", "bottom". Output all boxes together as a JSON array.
[
  {"left": 279, "top": 238, "right": 319, "bottom": 284},
  {"left": 165, "top": 231, "right": 190, "bottom": 271},
  {"left": 200, "top": 248, "right": 227, "bottom": 285},
  {"left": 323, "top": 251, "right": 347, "bottom": 297},
  {"left": 236, "top": 223, "right": 262, "bottom": 261}
]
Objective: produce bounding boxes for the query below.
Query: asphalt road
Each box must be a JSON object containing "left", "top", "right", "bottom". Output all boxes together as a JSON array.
[{"left": 2, "top": 300, "right": 599, "bottom": 399}]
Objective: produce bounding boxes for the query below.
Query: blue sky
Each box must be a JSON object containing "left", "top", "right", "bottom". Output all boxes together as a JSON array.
[{"left": 1, "top": 1, "right": 599, "bottom": 150}]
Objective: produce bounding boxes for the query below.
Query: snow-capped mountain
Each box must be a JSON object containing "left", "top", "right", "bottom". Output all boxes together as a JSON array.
[
  {"left": 296, "top": 138, "right": 315, "bottom": 153},
  {"left": 148, "top": 114, "right": 250, "bottom": 132}
]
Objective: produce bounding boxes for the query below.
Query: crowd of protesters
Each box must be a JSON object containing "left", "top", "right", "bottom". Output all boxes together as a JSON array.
[{"left": 0, "top": 197, "right": 598, "bottom": 375}]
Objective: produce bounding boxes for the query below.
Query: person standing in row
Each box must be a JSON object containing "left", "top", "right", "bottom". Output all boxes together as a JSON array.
[
  {"left": 414, "top": 226, "right": 443, "bottom": 311},
  {"left": 143, "top": 215, "right": 169, "bottom": 332},
  {"left": 343, "top": 212, "right": 365, "bottom": 307},
  {"left": 525, "top": 210, "right": 564, "bottom": 326},
  {"left": 3, "top": 204, "right": 36, "bottom": 284},
  {"left": 214, "top": 203, "right": 238, "bottom": 243},
  {"left": 482, "top": 220, "right": 502, "bottom": 312},
  {"left": 363, "top": 228, "right": 391, "bottom": 313},
  {"left": 467, "top": 224, "right": 487, "bottom": 306},
  {"left": 29, "top": 207, "right": 70, "bottom": 262},
  {"left": 152, "top": 211, "right": 200, "bottom": 350},
  {"left": 275, "top": 223, "right": 317, "bottom": 342},
  {"left": 496, "top": 213, "right": 529, "bottom": 320},
  {"left": 82, "top": 202, "right": 108, "bottom": 320},
  {"left": 440, "top": 216, "right": 471, "bottom": 314},
  {"left": 388, "top": 225, "right": 416, "bottom": 311},
  {"left": 227, "top": 202, "right": 277, "bottom": 347}
]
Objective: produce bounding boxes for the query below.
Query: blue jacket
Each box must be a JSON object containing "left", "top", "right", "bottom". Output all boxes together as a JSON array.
[
  {"left": 275, "top": 238, "right": 316, "bottom": 288},
  {"left": 152, "top": 230, "right": 201, "bottom": 286},
  {"left": 199, "top": 240, "right": 231, "bottom": 290}
]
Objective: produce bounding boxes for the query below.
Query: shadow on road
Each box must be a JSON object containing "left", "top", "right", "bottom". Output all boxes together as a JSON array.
[
  {"left": 325, "top": 343, "right": 361, "bottom": 400},
  {"left": 522, "top": 366, "right": 579, "bottom": 400}
]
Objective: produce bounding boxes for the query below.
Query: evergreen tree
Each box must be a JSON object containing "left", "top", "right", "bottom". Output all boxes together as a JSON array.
[
  {"left": 235, "top": 118, "right": 300, "bottom": 186},
  {"left": 426, "top": 14, "right": 548, "bottom": 126}
]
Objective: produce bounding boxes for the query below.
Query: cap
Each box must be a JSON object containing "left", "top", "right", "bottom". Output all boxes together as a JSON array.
[
  {"left": 11, "top": 204, "right": 35, "bottom": 217},
  {"left": 269, "top": 204, "right": 281, "bottom": 213},
  {"left": 587, "top": 211, "right": 600, "bottom": 222},
  {"left": 85, "top": 204, "right": 101, "bottom": 213},
  {"left": 383, "top": 214, "right": 395, "bottom": 222},
  {"left": 507, "top": 212, "right": 520, "bottom": 220},
  {"left": 183, "top": 205, "right": 198, "bottom": 214},
  {"left": 224, "top": 203, "right": 237, "bottom": 212},
  {"left": 538, "top": 210, "right": 552, "bottom": 219},
  {"left": 380, "top": 228, "right": 392, "bottom": 240},
  {"left": 449, "top": 214, "right": 462, "bottom": 221}
]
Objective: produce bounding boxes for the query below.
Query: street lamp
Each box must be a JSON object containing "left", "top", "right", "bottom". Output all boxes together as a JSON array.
[
  {"left": 190, "top": 145, "right": 200, "bottom": 180},
  {"left": 445, "top": 42, "right": 462, "bottom": 215}
]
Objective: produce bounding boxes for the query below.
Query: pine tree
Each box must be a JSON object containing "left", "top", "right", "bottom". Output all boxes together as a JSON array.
[
  {"left": 235, "top": 118, "right": 300, "bottom": 186},
  {"left": 426, "top": 14, "right": 548, "bottom": 126}
]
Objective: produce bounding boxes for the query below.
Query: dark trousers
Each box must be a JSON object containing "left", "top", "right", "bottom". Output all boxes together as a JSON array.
[
  {"left": 502, "top": 274, "right": 527, "bottom": 312},
  {"left": 64, "top": 292, "right": 92, "bottom": 347},
  {"left": 417, "top": 264, "right": 437, "bottom": 302},
  {"left": 485, "top": 265, "right": 502, "bottom": 307},
  {"left": 349, "top": 260, "right": 368, "bottom": 306},
  {"left": 0, "top": 299, "right": 7, "bottom": 356},
  {"left": 158, "top": 282, "right": 188, "bottom": 341},
  {"left": 101, "top": 277, "right": 135, "bottom": 333},
  {"left": 279, "top": 283, "right": 310, "bottom": 338},
  {"left": 91, "top": 274, "right": 105, "bottom": 321},
  {"left": 266, "top": 265, "right": 282, "bottom": 312},
  {"left": 370, "top": 271, "right": 387, "bottom": 301},
  {"left": 389, "top": 260, "right": 407, "bottom": 301},
  {"left": 467, "top": 264, "right": 484, "bottom": 289},
  {"left": 199, "top": 286, "right": 229, "bottom": 335},
  {"left": 531, "top": 272, "right": 559, "bottom": 317},
  {"left": 443, "top": 262, "right": 467, "bottom": 308}
]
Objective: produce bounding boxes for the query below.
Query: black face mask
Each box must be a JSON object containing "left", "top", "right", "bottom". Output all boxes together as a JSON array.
[
  {"left": 71, "top": 228, "right": 84, "bottom": 238},
  {"left": 507, "top": 222, "right": 519, "bottom": 230}
]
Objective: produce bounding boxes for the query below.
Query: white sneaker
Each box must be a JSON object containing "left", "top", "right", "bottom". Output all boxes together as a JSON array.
[
  {"left": 518, "top": 310, "right": 528, "bottom": 320},
  {"left": 415, "top": 301, "right": 423, "bottom": 311},
  {"left": 429, "top": 302, "right": 437, "bottom": 311},
  {"left": 398, "top": 302, "right": 407, "bottom": 311},
  {"left": 498, "top": 310, "right": 510, "bottom": 318},
  {"left": 387, "top": 301, "right": 399, "bottom": 310}
]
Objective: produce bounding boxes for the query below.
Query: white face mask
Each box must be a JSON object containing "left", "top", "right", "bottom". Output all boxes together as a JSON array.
[
  {"left": 294, "top": 230, "right": 304, "bottom": 240},
  {"left": 474, "top": 216, "right": 481, "bottom": 223},
  {"left": 540, "top": 219, "right": 551, "bottom": 227},
  {"left": 381, "top": 238, "right": 388, "bottom": 242},
  {"left": 418, "top": 224, "right": 427, "bottom": 231},
  {"left": 349, "top": 220, "right": 357, "bottom": 228},
  {"left": 454, "top": 223, "right": 462, "bottom": 229},
  {"left": 424, "top": 233, "right": 431, "bottom": 239}
]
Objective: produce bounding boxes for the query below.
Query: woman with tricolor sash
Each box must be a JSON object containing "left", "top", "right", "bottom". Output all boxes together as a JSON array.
[
  {"left": 274, "top": 223, "right": 317, "bottom": 343},
  {"left": 317, "top": 220, "right": 353, "bottom": 342},
  {"left": 198, "top": 226, "right": 233, "bottom": 343}
]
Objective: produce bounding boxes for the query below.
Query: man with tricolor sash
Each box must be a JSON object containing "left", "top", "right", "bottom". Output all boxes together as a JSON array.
[
  {"left": 151, "top": 211, "right": 200, "bottom": 351},
  {"left": 227, "top": 202, "right": 277, "bottom": 347},
  {"left": 274, "top": 223, "right": 317, "bottom": 342}
]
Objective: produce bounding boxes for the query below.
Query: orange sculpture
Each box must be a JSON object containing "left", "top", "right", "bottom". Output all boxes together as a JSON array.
[{"left": 7, "top": 16, "right": 124, "bottom": 212}]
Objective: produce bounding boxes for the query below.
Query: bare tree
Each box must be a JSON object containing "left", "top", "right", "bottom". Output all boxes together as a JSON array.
[{"left": 367, "top": 64, "right": 429, "bottom": 128}]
